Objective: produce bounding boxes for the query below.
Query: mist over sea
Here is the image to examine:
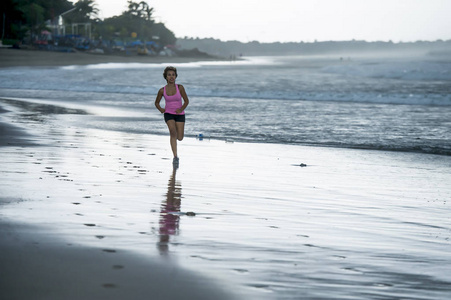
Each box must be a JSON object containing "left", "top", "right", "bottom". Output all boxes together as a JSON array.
[{"left": 0, "top": 54, "right": 450, "bottom": 155}]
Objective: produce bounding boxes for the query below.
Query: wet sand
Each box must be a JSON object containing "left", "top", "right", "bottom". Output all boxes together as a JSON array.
[
  {"left": 1, "top": 97, "right": 451, "bottom": 299},
  {"left": 0, "top": 221, "right": 235, "bottom": 300},
  {"left": 0, "top": 100, "right": 240, "bottom": 299},
  {"left": 0, "top": 48, "right": 222, "bottom": 68}
]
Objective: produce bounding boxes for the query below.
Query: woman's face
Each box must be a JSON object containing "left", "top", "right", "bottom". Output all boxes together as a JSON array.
[{"left": 166, "top": 71, "right": 176, "bottom": 83}]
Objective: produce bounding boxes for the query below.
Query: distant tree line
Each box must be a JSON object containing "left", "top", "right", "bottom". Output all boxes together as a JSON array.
[
  {"left": 1, "top": 0, "right": 176, "bottom": 46},
  {"left": 177, "top": 37, "right": 451, "bottom": 58}
]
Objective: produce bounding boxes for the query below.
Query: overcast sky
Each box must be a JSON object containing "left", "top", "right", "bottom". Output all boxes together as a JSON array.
[{"left": 94, "top": 0, "right": 451, "bottom": 43}]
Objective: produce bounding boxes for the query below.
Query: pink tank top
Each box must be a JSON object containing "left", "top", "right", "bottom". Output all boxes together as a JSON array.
[{"left": 163, "top": 85, "right": 185, "bottom": 115}]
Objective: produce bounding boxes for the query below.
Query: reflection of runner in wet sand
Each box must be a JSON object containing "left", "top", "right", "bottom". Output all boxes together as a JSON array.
[{"left": 158, "top": 168, "right": 182, "bottom": 254}]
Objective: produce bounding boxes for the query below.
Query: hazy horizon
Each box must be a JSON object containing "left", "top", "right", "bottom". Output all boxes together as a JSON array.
[
  {"left": 176, "top": 37, "right": 451, "bottom": 44},
  {"left": 95, "top": 0, "right": 451, "bottom": 43}
]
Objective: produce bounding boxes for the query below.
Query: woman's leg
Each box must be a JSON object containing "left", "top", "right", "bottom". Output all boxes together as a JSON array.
[
  {"left": 166, "top": 120, "right": 178, "bottom": 157},
  {"left": 175, "top": 121, "right": 185, "bottom": 141}
]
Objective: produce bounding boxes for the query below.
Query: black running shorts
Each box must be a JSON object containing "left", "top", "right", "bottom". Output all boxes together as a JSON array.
[{"left": 164, "top": 113, "right": 185, "bottom": 123}]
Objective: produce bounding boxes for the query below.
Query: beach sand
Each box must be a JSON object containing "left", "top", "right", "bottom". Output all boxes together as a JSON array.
[
  {"left": 0, "top": 221, "right": 235, "bottom": 300},
  {"left": 0, "top": 99, "right": 241, "bottom": 299},
  {"left": 0, "top": 48, "right": 222, "bottom": 68},
  {"left": 1, "top": 95, "right": 451, "bottom": 299}
]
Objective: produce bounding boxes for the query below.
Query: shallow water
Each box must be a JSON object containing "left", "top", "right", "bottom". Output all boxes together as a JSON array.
[{"left": 0, "top": 55, "right": 450, "bottom": 155}]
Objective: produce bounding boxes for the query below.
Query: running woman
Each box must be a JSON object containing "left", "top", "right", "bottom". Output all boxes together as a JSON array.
[{"left": 155, "top": 66, "right": 189, "bottom": 167}]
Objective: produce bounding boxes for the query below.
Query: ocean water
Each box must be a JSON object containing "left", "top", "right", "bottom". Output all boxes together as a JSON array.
[{"left": 0, "top": 55, "right": 450, "bottom": 155}]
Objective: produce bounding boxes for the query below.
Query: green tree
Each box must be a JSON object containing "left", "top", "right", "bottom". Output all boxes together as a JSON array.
[
  {"left": 1, "top": 0, "right": 73, "bottom": 41},
  {"left": 18, "top": 2, "right": 45, "bottom": 42},
  {"left": 96, "top": 1, "right": 165, "bottom": 42},
  {"left": 126, "top": 1, "right": 154, "bottom": 21},
  {"left": 150, "top": 22, "right": 176, "bottom": 46},
  {"left": 36, "top": 0, "right": 73, "bottom": 22},
  {"left": 123, "top": 1, "right": 154, "bottom": 39},
  {"left": 64, "top": 0, "right": 98, "bottom": 23},
  {"left": 1, "top": 0, "right": 177, "bottom": 47},
  {"left": 96, "top": 13, "right": 175, "bottom": 46},
  {"left": 1, "top": 0, "right": 26, "bottom": 40}
]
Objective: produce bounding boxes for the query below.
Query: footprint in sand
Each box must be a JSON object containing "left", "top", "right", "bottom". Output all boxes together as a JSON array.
[
  {"left": 297, "top": 234, "right": 309, "bottom": 238},
  {"left": 102, "top": 249, "right": 116, "bottom": 253}
]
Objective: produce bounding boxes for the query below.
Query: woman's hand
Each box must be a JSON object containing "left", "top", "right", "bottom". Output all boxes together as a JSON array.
[{"left": 175, "top": 108, "right": 183, "bottom": 114}]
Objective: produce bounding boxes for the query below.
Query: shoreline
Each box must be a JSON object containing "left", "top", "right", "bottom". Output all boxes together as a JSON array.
[
  {"left": 1, "top": 96, "right": 449, "bottom": 157},
  {"left": 0, "top": 48, "right": 226, "bottom": 68}
]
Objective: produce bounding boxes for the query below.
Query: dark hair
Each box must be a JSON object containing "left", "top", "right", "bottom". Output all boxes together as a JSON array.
[{"left": 163, "top": 66, "right": 178, "bottom": 80}]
